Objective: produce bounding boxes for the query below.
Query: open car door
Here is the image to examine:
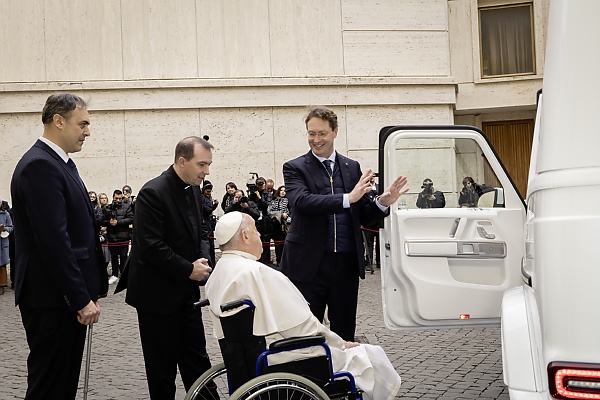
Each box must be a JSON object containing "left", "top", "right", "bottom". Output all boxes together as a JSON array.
[{"left": 379, "top": 126, "right": 526, "bottom": 329}]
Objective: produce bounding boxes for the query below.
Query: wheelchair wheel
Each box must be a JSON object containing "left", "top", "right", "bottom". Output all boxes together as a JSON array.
[
  {"left": 185, "top": 362, "right": 229, "bottom": 400},
  {"left": 230, "top": 372, "right": 330, "bottom": 400}
]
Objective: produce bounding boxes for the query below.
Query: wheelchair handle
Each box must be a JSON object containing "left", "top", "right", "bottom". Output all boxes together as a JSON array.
[
  {"left": 193, "top": 299, "right": 210, "bottom": 309},
  {"left": 220, "top": 299, "right": 254, "bottom": 312}
]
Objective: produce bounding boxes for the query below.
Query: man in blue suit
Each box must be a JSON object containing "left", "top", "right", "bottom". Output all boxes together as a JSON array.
[
  {"left": 11, "top": 94, "right": 108, "bottom": 400},
  {"left": 280, "top": 107, "right": 408, "bottom": 341}
]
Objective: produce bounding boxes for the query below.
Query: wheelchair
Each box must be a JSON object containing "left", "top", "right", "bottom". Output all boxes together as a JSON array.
[{"left": 185, "top": 299, "right": 363, "bottom": 400}]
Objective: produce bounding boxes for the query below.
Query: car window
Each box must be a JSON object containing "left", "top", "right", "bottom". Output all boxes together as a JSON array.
[{"left": 394, "top": 137, "right": 505, "bottom": 209}]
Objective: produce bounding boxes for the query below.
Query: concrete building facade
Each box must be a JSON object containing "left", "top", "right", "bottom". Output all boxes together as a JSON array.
[{"left": 0, "top": 0, "right": 549, "bottom": 205}]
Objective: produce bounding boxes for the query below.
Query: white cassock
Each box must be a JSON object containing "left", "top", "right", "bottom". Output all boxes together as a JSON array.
[{"left": 206, "top": 250, "right": 401, "bottom": 400}]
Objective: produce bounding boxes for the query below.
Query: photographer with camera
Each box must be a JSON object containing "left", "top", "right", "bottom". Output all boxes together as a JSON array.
[
  {"left": 224, "top": 189, "right": 260, "bottom": 221},
  {"left": 416, "top": 178, "right": 446, "bottom": 209},
  {"left": 458, "top": 176, "right": 479, "bottom": 208},
  {"left": 102, "top": 189, "right": 134, "bottom": 284}
]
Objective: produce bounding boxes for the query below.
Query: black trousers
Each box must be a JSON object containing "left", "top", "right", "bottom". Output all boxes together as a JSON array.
[
  {"left": 272, "top": 229, "right": 287, "bottom": 266},
  {"left": 19, "top": 305, "right": 87, "bottom": 400},
  {"left": 291, "top": 252, "right": 359, "bottom": 341},
  {"left": 363, "top": 229, "right": 380, "bottom": 265},
  {"left": 260, "top": 233, "right": 272, "bottom": 264},
  {"left": 137, "top": 304, "right": 212, "bottom": 400},
  {"left": 109, "top": 244, "right": 128, "bottom": 277}
]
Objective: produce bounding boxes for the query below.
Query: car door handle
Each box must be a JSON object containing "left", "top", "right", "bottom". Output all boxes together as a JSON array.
[
  {"left": 477, "top": 226, "right": 496, "bottom": 239},
  {"left": 449, "top": 218, "right": 461, "bottom": 238}
]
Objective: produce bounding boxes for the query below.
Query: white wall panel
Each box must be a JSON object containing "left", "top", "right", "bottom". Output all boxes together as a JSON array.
[
  {"left": 199, "top": 107, "right": 275, "bottom": 188},
  {"left": 122, "top": 0, "right": 198, "bottom": 79},
  {"left": 123, "top": 109, "right": 201, "bottom": 190},
  {"left": 196, "top": 0, "right": 271, "bottom": 78},
  {"left": 0, "top": 113, "right": 40, "bottom": 198},
  {"left": 343, "top": 32, "right": 450, "bottom": 76},
  {"left": 448, "top": 0, "right": 474, "bottom": 84},
  {"left": 269, "top": 0, "right": 344, "bottom": 77},
  {"left": 342, "top": 0, "right": 447, "bottom": 31},
  {"left": 44, "top": 0, "right": 123, "bottom": 81},
  {"left": 0, "top": 1, "right": 45, "bottom": 82}
]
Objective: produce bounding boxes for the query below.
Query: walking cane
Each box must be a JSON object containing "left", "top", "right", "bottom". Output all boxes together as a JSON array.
[{"left": 83, "top": 324, "right": 93, "bottom": 400}]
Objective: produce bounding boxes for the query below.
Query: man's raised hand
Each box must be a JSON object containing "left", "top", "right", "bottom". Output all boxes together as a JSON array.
[{"left": 378, "top": 176, "right": 409, "bottom": 207}]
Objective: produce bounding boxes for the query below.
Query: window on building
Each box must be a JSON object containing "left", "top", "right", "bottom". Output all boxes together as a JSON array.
[{"left": 479, "top": 3, "right": 535, "bottom": 78}]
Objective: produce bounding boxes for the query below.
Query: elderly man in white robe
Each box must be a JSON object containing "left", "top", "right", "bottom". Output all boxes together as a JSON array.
[{"left": 206, "top": 211, "right": 401, "bottom": 400}]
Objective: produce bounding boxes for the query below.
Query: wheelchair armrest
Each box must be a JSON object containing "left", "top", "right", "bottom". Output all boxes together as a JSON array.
[
  {"left": 193, "top": 299, "right": 210, "bottom": 309},
  {"left": 220, "top": 299, "right": 255, "bottom": 312},
  {"left": 269, "top": 335, "right": 326, "bottom": 352}
]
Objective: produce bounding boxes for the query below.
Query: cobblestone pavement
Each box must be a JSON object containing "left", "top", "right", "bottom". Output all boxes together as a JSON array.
[{"left": 0, "top": 262, "right": 509, "bottom": 399}]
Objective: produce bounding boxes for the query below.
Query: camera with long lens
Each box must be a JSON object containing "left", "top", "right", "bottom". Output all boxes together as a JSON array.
[
  {"left": 421, "top": 181, "right": 434, "bottom": 196},
  {"left": 240, "top": 196, "right": 249, "bottom": 204}
]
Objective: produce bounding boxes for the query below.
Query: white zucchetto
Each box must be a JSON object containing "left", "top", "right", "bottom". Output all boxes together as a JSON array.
[{"left": 214, "top": 211, "right": 243, "bottom": 247}]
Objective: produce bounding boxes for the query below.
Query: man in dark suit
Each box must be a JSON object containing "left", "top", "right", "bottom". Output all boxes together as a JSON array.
[
  {"left": 10, "top": 93, "right": 108, "bottom": 400},
  {"left": 116, "top": 136, "right": 214, "bottom": 399},
  {"left": 280, "top": 107, "right": 408, "bottom": 341}
]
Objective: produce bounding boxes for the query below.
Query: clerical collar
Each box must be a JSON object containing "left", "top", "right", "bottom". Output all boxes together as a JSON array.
[
  {"left": 312, "top": 151, "right": 336, "bottom": 165},
  {"left": 169, "top": 165, "right": 191, "bottom": 191},
  {"left": 221, "top": 250, "right": 258, "bottom": 261}
]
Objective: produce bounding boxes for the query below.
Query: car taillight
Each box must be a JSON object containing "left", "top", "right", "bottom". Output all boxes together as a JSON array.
[{"left": 549, "top": 362, "right": 600, "bottom": 399}]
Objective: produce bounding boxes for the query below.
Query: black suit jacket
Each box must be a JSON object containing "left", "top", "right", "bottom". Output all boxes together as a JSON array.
[
  {"left": 120, "top": 166, "right": 206, "bottom": 314},
  {"left": 10, "top": 140, "right": 107, "bottom": 312},
  {"left": 280, "top": 151, "right": 387, "bottom": 282}
]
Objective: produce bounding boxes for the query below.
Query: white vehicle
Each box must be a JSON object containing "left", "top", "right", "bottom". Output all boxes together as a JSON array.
[{"left": 379, "top": 1, "right": 600, "bottom": 399}]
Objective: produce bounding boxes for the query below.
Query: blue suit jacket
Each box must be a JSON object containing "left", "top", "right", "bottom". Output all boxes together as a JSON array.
[
  {"left": 280, "top": 151, "right": 387, "bottom": 282},
  {"left": 10, "top": 140, "right": 107, "bottom": 312}
]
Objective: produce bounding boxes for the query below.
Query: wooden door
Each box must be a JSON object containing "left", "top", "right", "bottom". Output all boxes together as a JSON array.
[{"left": 482, "top": 120, "right": 534, "bottom": 198}]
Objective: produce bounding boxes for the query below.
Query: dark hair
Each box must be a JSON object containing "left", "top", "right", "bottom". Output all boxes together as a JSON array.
[
  {"left": 41, "top": 94, "right": 87, "bottom": 125},
  {"left": 174, "top": 136, "right": 214, "bottom": 163},
  {"left": 226, "top": 182, "right": 237, "bottom": 190},
  {"left": 256, "top": 177, "right": 266, "bottom": 186},
  {"left": 122, "top": 185, "right": 132, "bottom": 193},
  {"left": 305, "top": 107, "right": 338, "bottom": 131},
  {"left": 463, "top": 176, "right": 475, "bottom": 185},
  {"left": 88, "top": 191, "right": 98, "bottom": 207},
  {"left": 113, "top": 189, "right": 123, "bottom": 197},
  {"left": 275, "top": 186, "right": 286, "bottom": 198}
]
